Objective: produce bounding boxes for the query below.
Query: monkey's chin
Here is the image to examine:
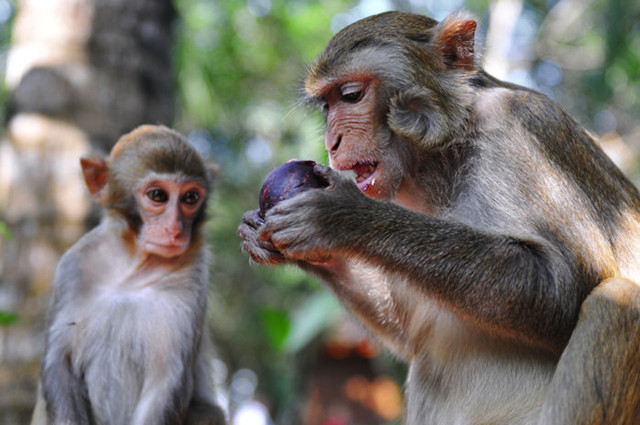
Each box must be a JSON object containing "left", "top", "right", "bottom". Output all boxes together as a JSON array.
[{"left": 144, "top": 241, "right": 189, "bottom": 259}]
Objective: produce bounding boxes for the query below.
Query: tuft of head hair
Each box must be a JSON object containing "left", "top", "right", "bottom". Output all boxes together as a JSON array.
[
  {"left": 306, "top": 11, "right": 479, "bottom": 90},
  {"left": 308, "top": 12, "right": 438, "bottom": 81},
  {"left": 109, "top": 125, "right": 209, "bottom": 188}
]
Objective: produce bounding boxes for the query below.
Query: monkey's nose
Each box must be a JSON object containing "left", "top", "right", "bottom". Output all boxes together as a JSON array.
[
  {"left": 329, "top": 135, "right": 342, "bottom": 156},
  {"left": 165, "top": 222, "right": 183, "bottom": 239}
]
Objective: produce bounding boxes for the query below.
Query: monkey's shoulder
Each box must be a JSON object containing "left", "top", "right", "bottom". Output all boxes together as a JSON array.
[
  {"left": 473, "top": 86, "right": 568, "bottom": 128},
  {"left": 55, "top": 221, "right": 122, "bottom": 274}
]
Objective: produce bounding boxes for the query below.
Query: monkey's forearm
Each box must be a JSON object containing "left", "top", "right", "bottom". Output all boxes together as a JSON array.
[
  {"left": 298, "top": 258, "right": 414, "bottom": 358},
  {"left": 41, "top": 356, "right": 91, "bottom": 424},
  {"left": 334, "top": 203, "right": 582, "bottom": 352}
]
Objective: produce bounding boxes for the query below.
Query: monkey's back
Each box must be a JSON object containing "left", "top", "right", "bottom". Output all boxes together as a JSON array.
[{"left": 454, "top": 86, "right": 640, "bottom": 286}]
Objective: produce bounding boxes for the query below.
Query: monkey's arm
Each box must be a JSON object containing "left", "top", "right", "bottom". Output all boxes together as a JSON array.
[
  {"left": 186, "top": 331, "right": 227, "bottom": 425},
  {"left": 41, "top": 335, "right": 92, "bottom": 425},
  {"left": 239, "top": 209, "right": 414, "bottom": 357},
  {"left": 41, "top": 256, "right": 92, "bottom": 424},
  {"left": 302, "top": 258, "right": 417, "bottom": 357},
  {"left": 261, "top": 166, "right": 583, "bottom": 354}
]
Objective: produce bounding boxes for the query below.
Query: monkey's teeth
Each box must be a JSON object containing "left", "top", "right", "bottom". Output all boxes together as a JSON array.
[{"left": 353, "top": 163, "right": 376, "bottom": 183}]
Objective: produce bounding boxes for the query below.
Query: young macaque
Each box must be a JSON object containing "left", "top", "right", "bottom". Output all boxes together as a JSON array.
[
  {"left": 239, "top": 11, "right": 640, "bottom": 425},
  {"left": 31, "top": 125, "right": 225, "bottom": 425}
]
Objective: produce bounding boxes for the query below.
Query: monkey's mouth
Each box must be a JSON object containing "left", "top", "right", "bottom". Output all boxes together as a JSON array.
[
  {"left": 352, "top": 162, "right": 378, "bottom": 189},
  {"left": 146, "top": 241, "right": 189, "bottom": 258}
]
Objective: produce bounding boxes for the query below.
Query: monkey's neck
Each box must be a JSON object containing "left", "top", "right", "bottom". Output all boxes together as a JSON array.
[
  {"left": 394, "top": 178, "right": 436, "bottom": 215},
  {"left": 403, "top": 143, "right": 472, "bottom": 215}
]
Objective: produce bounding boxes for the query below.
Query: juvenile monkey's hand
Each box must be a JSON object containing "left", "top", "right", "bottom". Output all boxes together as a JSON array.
[
  {"left": 237, "top": 209, "right": 287, "bottom": 266},
  {"left": 260, "top": 164, "right": 366, "bottom": 263}
]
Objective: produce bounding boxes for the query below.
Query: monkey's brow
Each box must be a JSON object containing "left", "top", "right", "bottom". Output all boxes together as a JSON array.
[
  {"left": 301, "top": 94, "right": 326, "bottom": 109},
  {"left": 308, "top": 95, "right": 325, "bottom": 104}
]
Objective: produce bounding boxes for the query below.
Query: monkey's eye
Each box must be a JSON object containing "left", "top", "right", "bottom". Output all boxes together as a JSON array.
[
  {"left": 181, "top": 191, "right": 200, "bottom": 205},
  {"left": 147, "top": 189, "right": 168, "bottom": 203},
  {"left": 340, "top": 82, "right": 364, "bottom": 103}
]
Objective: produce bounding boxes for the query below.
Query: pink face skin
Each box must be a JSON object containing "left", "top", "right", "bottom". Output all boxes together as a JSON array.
[
  {"left": 135, "top": 176, "right": 207, "bottom": 259},
  {"left": 313, "top": 76, "right": 405, "bottom": 200}
]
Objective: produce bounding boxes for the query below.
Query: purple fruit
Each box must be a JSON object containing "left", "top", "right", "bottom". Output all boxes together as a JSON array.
[{"left": 259, "top": 160, "right": 329, "bottom": 218}]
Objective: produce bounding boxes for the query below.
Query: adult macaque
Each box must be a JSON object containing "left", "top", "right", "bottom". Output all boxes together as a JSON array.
[
  {"left": 238, "top": 12, "right": 640, "bottom": 425},
  {"left": 32, "top": 125, "right": 225, "bottom": 425}
]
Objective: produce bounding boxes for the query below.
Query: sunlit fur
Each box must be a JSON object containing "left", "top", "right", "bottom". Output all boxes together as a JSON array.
[
  {"left": 33, "top": 125, "right": 225, "bottom": 425},
  {"left": 241, "top": 11, "right": 640, "bottom": 425}
]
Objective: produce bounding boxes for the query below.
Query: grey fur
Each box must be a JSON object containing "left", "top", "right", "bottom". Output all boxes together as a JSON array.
[
  {"left": 33, "top": 217, "right": 225, "bottom": 425},
  {"left": 239, "top": 11, "right": 640, "bottom": 425}
]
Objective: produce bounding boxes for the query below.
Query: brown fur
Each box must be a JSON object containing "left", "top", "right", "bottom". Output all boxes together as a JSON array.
[
  {"left": 33, "top": 125, "right": 225, "bottom": 425},
  {"left": 240, "top": 11, "right": 640, "bottom": 425}
]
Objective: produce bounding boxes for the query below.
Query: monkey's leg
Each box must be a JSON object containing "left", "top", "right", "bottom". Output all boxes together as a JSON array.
[{"left": 538, "top": 277, "right": 640, "bottom": 425}]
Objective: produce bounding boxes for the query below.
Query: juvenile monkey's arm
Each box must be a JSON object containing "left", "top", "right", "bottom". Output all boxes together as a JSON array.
[
  {"left": 41, "top": 260, "right": 92, "bottom": 425},
  {"left": 187, "top": 331, "right": 227, "bottom": 425}
]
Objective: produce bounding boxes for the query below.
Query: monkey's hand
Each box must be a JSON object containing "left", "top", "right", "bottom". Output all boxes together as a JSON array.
[
  {"left": 260, "top": 164, "right": 365, "bottom": 263},
  {"left": 237, "top": 209, "right": 287, "bottom": 266}
]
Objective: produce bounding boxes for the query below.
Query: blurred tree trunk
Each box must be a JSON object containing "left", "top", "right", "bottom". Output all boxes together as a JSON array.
[
  {"left": 0, "top": 0, "right": 176, "bottom": 420},
  {"left": 483, "top": 0, "right": 524, "bottom": 80}
]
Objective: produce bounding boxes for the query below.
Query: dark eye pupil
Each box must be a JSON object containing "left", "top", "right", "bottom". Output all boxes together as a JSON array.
[
  {"left": 147, "top": 189, "right": 168, "bottom": 203},
  {"left": 182, "top": 192, "right": 199, "bottom": 205},
  {"left": 343, "top": 91, "right": 360, "bottom": 102}
]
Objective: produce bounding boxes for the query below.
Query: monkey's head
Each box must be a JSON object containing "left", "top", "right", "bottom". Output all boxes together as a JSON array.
[
  {"left": 304, "top": 11, "right": 477, "bottom": 200},
  {"left": 80, "top": 125, "right": 216, "bottom": 259}
]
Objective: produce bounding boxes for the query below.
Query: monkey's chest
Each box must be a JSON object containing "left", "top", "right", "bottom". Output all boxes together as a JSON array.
[
  {"left": 71, "top": 287, "right": 199, "bottom": 421},
  {"left": 80, "top": 287, "right": 196, "bottom": 358}
]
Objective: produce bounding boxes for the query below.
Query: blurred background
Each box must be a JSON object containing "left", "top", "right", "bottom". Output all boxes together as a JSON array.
[{"left": 0, "top": 0, "right": 638, "bottom": 424}]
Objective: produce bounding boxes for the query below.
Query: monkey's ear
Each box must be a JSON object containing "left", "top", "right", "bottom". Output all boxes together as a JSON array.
[
  {"left": 432, "top": 19, "right": 476, "bottom": 71},
  {"left": 80, "top": 157, "right": 108, "bottom": 200},
  {"left": 389, "top": 86, "right": 448, "bottom": 148}
]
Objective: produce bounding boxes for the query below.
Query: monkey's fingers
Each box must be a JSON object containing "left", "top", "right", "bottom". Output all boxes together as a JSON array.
[
  {"left": 312, "top": 164, "right": 341, "bottom": 185},
  {"left": 240, "top": 209, "right": 264, "bottom": 230},
  {"left": 242, "top": 239, "right": 286, "bottom": 266},
  {"left": 238, "top": 218, "right": 286, "bottom": 266},
  {"left": 237, "top": 223, "right": 280, "bottom": 252},
  {"left": 313, "top": 164, "right": 359, "bottom": 192},
  {"left": 237, "top": 211, "right": 269, "bottom": 244}
]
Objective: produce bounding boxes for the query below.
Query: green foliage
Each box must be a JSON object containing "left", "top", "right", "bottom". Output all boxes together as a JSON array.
[
  {"left": 260, "top": 307, "right": 291, "bottom": 350},
  {"left": 0, "top": 220, "right": 11, "bottom": 240},
  {"left": 174, "top": 0, "right": 348, "bottom": 137},
  {"left": 284, "top": 290, "right": 342, "bottom": 353},
  {"left": 173, "top": 1, "right": 359, "bottom": 415},
  {"left": 0, "top": 311, "right": 18, "bottom": 326}
]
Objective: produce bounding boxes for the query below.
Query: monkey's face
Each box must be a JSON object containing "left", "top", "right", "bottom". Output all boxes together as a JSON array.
[
  {"left": 135, "top": 173, "right": 207, "bottom": 258},
  {"left": 308, "top": 76, "right": 407, "bottom": 200}
]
